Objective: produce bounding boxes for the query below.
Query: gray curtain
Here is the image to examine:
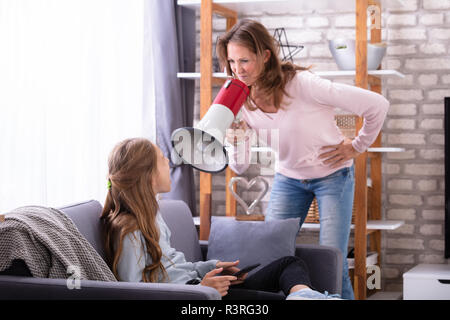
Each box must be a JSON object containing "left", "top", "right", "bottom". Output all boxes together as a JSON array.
[{"left": 145, "top": 0, "right": 196, "bottom": 214}]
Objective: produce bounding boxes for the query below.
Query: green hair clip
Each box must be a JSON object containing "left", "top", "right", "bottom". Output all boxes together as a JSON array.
[{"left": 107, "top": 179, "right": 112, "bottom": 190}]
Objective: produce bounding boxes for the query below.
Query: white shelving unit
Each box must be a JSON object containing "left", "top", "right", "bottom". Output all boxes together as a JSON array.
[
  {"left": 177, "top": 72, "right": 228, "bottom": 79},
  {"left": 177, "top": 0, "right": 406, "bottom": 82},
  {"left": 178, "top": 70, "right": 405, "bottom": 80},
  {"left": 193, "top": 216, "right": 404, "bottom": 231},
  {"left": 348, "top": 252, "right": 378, "bottom": 269},
  {"left": 178, "top": 0, "right": 407, "bottom": 12},
  {"left": 241, "top": 146, "right": 406, "bottom": 153},
  {"left": 301, "top": 220, "right": 405, "bottom": 231}
]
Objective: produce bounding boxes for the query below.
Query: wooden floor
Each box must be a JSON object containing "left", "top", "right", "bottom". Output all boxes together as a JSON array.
[{"left": 367, "top": 291, "right": 403, "bottom": 300}]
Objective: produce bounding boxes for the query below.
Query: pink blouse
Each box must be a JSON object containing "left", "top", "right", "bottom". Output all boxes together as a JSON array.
[{"left": 227, "top": 70, "right": 389, "bottom": 180}]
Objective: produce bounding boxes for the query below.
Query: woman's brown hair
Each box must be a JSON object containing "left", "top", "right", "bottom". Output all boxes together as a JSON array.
[
  {"left": 100, "top": 137, "right": 167, "bottom": 282},
  {"left": 216, "top": 19, "right": 310, "bottom": 111}
]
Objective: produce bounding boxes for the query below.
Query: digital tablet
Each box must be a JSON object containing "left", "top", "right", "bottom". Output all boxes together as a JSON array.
[{"left": 232, "top": 263, "right": 261, "bottom": 277}]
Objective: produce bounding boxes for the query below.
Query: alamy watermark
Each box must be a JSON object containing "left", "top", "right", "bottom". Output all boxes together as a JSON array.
[
  {"left": 368, "top": 5, "right": 381, "bottom": 30},
  {"left": 66, "top": 265, "right": 81, "bottom": 290},
  {"left": 366, "top": 265, "right": 381, "bottom": 290}
]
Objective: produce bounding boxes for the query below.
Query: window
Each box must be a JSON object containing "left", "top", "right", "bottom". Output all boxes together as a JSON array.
[{"left": 0, "top": 0, "right": 151, "bottom": 211}]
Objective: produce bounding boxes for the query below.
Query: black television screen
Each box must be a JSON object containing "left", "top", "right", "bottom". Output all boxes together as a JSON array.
[{"left": 445, "top": 97, "right": 450, "bottom": 258}]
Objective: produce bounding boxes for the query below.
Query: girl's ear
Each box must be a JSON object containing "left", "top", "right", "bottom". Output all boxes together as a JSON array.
[{"left": 263, "top": 49, "right": 271, "bottom": 63}]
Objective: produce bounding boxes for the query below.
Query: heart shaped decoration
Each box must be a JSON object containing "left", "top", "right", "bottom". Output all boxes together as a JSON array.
[{"left": 228, "top": 176, "right": 269, "bottom": 215}]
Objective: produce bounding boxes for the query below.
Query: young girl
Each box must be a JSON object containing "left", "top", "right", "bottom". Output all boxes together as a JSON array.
[{"left": 100, "top": 137, "right": 341, "bottom": 299}]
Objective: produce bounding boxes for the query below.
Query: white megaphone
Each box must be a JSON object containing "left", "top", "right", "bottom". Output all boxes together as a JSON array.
[{"left": 171, "top": 78, "right": 249, "bottom": 173}]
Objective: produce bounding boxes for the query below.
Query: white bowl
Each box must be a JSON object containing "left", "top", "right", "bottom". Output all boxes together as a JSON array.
[{"left": 328, "top": 39, "right": 387, "bottom": 70}]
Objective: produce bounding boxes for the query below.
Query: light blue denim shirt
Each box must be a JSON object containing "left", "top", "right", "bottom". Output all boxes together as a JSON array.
[{"left": 116, "top": 212, "right": 218, "bottom": 284}]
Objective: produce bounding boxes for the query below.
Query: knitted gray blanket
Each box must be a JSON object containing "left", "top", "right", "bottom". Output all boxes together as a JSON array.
[{"left": 0, "top": 205, "right": 116, "bottom": 282}]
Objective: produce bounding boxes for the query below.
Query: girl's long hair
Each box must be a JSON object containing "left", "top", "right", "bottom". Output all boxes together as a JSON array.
[
  {"left": 216, "top": 19, "right": 311, "bottom": 111},
  {"left": 100, "top": 137, "right": 166, "bottom": 282}
]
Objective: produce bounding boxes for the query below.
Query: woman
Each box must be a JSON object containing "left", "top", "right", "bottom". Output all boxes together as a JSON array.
[
  {"left": 100, "top": 137, "right": 341, "bottom": 299},
  {"left": 218, "top": 19, "right": 389, "bottom": 300}
]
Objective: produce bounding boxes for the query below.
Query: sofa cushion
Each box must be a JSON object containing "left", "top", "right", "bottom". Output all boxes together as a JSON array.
[
  {"left": 158, "top": 200, "right": 203, "bottom": 263},
  {"left": 59, "top": 200, "right": 106, "bottom": 261},
  {"left": 206, "top": 217, "right": 300, "bottom": 276}
]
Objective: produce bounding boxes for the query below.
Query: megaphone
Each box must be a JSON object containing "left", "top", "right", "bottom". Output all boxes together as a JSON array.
[{"left": 171, "top": 78, "right": 249, "bottom": 173}]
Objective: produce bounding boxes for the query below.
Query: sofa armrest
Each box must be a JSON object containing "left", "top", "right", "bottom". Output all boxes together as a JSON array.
[
  {"left": 295, "top": 244, "right": 343, "bottom": 295},
  {"left": 0, "top": 275, "right": 221, "bottom": 300},
  {"left": 198, "top": 241, "right": 342, "bottom": 295}
]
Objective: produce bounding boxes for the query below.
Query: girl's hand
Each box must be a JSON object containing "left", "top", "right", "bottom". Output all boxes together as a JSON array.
[
  {"left": 216, "top": 260, "right": 247, "bottom": 285},
  {"left": 216, "top": 260, "right": 240, "bottom": 274},
  {"left": 225, "top": 120, "right": 250, "bottom": 146},
  {"left": 200, "top": 267, "right": 237, "bottom": 297},
  {"left": 319, "top": 138, "right": 361, "bottom": 168}
]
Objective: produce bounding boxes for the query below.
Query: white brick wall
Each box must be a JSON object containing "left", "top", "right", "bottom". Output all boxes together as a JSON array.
[
  {"left": 423, "top": 0, "right": 450, "bottom": 10},
  {"left": 191, "top": 0, "right": 450, "bottom": 294}
]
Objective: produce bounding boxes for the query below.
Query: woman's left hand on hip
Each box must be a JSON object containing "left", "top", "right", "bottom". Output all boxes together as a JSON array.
[{"left": 318, "top": 138, "right": 361, "bottom": 168}]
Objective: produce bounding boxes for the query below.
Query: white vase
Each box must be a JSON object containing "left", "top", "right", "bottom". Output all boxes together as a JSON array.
[{"left": 328, "top": 39, "right": 387, "bottom": 70}]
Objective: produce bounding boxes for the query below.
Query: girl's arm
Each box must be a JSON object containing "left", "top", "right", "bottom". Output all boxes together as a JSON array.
[
  {"left": 117, "top": 230, "right": 219, "bottom": 282},
  {"left": 192, "top": 259, "right": 219, "bottom": 278}
]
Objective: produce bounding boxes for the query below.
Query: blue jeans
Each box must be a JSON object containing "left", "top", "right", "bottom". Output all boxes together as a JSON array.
[{"left": 265, "top": 166, "right": 355, "bottom": 300}]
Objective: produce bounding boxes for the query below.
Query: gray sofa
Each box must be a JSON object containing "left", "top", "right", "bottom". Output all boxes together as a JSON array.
[{"left": 0, "top": 199, "right": 342, "bottom": 300}]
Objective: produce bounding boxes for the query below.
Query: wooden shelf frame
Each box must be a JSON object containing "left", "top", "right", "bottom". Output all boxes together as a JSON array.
[
  {"left": 198, "top": 0, "right": 238, "bottom": 241},
  {"left": 184, "top": 0, "right": 401, "bottom": 300}
]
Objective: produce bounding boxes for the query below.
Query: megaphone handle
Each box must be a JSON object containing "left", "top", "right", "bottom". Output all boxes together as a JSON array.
[{"left": 234, "top": 108, "right": 243, "bottom": 123}]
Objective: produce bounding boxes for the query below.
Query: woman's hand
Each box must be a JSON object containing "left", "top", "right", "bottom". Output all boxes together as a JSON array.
[
  {"left": 200, "top": 267, "right": 237, "bottom": 297},
  {"left": 318, "top": 137, "right": 361, "bottom": 168},
  {"left": 225, "top": 120, "right": 250, "bottom": 146}
]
